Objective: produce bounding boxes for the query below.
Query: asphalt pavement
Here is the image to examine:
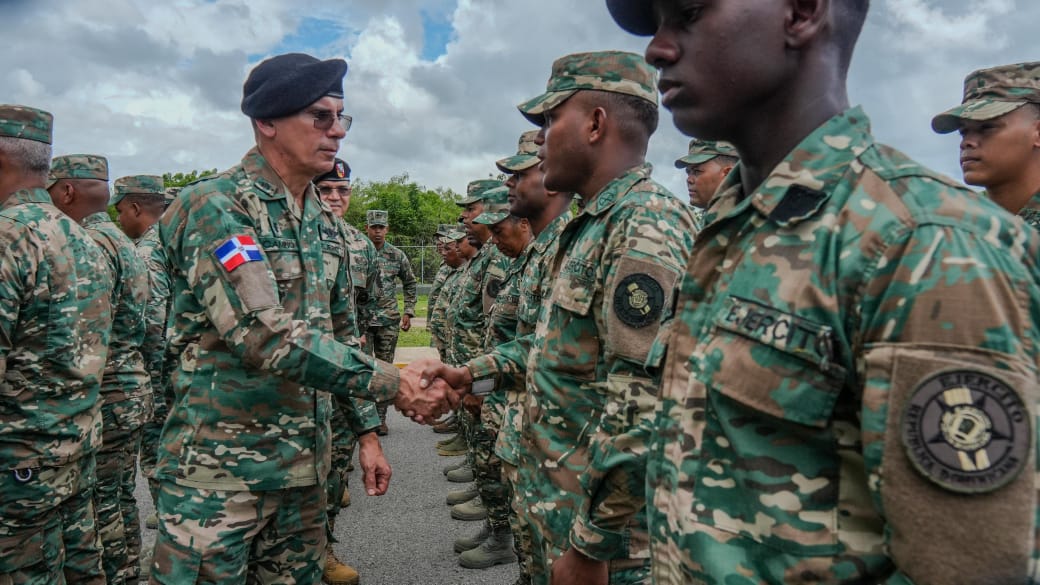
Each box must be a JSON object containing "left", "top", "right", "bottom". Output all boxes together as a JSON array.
[{"left": 135, "top": 407, "right": 517, "bottom": 585}]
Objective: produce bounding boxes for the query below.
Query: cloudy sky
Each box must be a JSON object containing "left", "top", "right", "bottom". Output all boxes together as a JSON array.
[{"left": 2, "top": 0, "right": 1038, "bottom": 199}]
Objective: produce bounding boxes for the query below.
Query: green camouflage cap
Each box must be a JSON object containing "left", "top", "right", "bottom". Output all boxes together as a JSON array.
[
  {"left": 932, "top": 62, "right": 1040, "bottom": 134},
  {"left": 111, "top": 175, "right": 165, "bottom": 206},
  {"left": 518, "top": 51, "right": 658, "bottom": 126},
  {"left": 496, "top": 130, "right": 540, "bottom": 173},
  {"left": 367, "top": 209, "right": 388, "bottom": 226},
  {"left": 47, "top": 154, "right": 109, "bottom": 189},
  {"left": 436, "top": 223, "right": 454, "bottom": 237},
  {"left": 674, "top": 138, "right": 738, "bottom": 168},
  {"left": 458, "top": 179, "right": 504, "bottom": 206},
  {"left": 448, "top": 226, "right": 468, "bottom": 241},
  {"left": 0, "top": 105, "right": 53, "bottom": 144},
  {"left": 472, "top": 186, "right": 511, "bottom": 225}
]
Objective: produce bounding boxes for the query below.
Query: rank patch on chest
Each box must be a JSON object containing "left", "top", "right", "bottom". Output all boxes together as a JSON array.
[
  {"left": 215, "top": 235, "right": 263, "bottom": 272},
  {"left": 486, "top": 278, "right": 503, "bottom": 299},
  {"left": 901, "top": 369, "right": 1030, "bottom": 494},
  {"left": 612, "top": 273, "right": 664, "bottom": 328}
]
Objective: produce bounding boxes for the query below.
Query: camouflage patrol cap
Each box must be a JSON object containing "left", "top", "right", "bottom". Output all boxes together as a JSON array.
[
  {"left": 518, "top": 51, "right": 658, "bottom": 126},
  {"left": 367, "top": 209, "right": 388, "bottom": 226},
  {"left": 436, "top": 223, "right": 453, "bottom": 237},
  {"left": 458, "top": 179, "right": 504, "bottom": 206},
  {"left": 0, "top": 104, "right": 53, "bottom": 144},
  {"left": 111, "top": 175, "right": 165, "bottom": 206},
  {"left": 496, "top": 130, "right": 541, "bottom": 173},
  {"left": 932, "top": 62, "right": 1040, "bottom": 134},
  {"left": 472, "top": 186, "right": 511, "bottom": 225},
  {"left": 674, "top": 139, "right": 738, "bottom": 168},
  {"left": 47, "top": 154, "right": 109, "bottom": 189},
  {"left": 448, "top": 226, "right": 468, "bottom": 241}
]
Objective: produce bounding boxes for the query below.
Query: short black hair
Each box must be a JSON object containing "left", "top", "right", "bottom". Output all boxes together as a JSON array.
[
  {"left": 123, "top": 193, "right": 166, "bottom": 211},
  {"left": 581, "top": 90, "right": 659, "bottom": 141}
]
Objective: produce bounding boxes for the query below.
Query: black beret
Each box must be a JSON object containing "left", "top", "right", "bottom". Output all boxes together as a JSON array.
[
  {"left": 241, "top": 52, "right": 348, "bottom": 119},
  {"left": 314, "top": 158, "right": 351, "bottom": 183}
]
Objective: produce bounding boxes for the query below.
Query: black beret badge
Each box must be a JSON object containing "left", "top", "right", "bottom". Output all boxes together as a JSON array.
[
  {"left": 335, "top": 161, "right": 346, "bottom": 179},
  {"left": 612, "top": 273, "right": 664, "bottom": 328},
  {"left": 902, "top": 369, "right": 1030, "bottom": 494}
]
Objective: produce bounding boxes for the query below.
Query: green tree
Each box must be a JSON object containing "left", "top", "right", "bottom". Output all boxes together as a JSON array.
[{"left": 163, "top": 168, "right": 218, "bottom": 188}]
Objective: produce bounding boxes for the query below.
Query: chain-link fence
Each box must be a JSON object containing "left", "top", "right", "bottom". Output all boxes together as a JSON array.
[{"left": 392, "top": 242, "right": 442, "bottom": 284}]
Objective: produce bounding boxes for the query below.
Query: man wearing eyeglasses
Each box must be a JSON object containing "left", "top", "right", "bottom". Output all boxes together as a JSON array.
[{"left": 151, "top": 52, "right": 451, "bottom": 584}]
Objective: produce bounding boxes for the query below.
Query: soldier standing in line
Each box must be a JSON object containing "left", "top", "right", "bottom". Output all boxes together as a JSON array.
[
  {"left": 673, "top": 138, "right": 738, "bottom": 209},
  {"left": 0, "top": 105, "right": 113, "bottom": 584},
  {"left": 606, "top": 1, "right": 1040, "bottom": 583},
  {"left": 932, "top": 63, "right": 1040, "bottom": 227},
  {"left": 314, "top": 157, "right": 386, "bottom": 585},
  {"left": 150, "top": 52, "right": 449, "bottom": 583},
  {"left": 365, "top": 208, "right": 418, "bottom": 436},
  {"left": 424, "top": 51, "right": 698, "bottom": 584},
  {"left": 49, "top": 162, "right": 153, "bottom": 585},
  {"left": 428, "top": 224, "right": 460, "bottom": 433}
]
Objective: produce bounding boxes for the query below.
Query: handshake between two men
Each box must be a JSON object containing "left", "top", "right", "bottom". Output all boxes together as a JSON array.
[{"left": 392, "top": 358, "right": 476, "bottom": 424}]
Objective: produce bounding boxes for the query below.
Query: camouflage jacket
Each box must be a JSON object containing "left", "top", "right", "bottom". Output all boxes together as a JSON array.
[
  {"left": 83, "top": 212, "right": 151, "bottom": 429},
  {"left": 447, "top": 244, "right": 510, "bottom": 366},
  {"left": 157, "top": 147, "right": 400, "bottom": 491},
  {"left": 0, "top": 189, "right": 113, "bottom": 470},
  {"left": 136, "top": 223, "right": 173, "bottom": 408},
  {"left": 342, "top": 221, "right": 380, "bottom": 339},
  {"left": 431, "top": 263, "right": 465, "bottom": 356},
  {"left": 370, "top": 242, "right": 417, "bottom": 326},
  {"left": 647, "top": 108, "right": 1040, "bottom": 585},
  {"left": 483, "top": 249, "right": 530, "bottom": 353},
  {"left": 495, "top": 210, "right": 572, "bottom": 466},
  {"left": 468, "top": 164, "right": 697, "bottom": 560},
  {"left": 427, "top": 263, "right": 452, "bottom": 319},
  {"left": 1017, "top": 188, "right": 1040, "bottom": 230}
]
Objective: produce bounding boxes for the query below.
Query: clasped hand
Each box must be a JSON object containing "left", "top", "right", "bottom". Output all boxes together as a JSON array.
[{"left": 393, "top": 358, "right": 470, "bottom": 424}]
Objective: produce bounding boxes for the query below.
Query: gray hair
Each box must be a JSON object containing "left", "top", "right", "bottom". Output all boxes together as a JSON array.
[{"left": 0, "top": 136, "right": 52, "bottom": 179}]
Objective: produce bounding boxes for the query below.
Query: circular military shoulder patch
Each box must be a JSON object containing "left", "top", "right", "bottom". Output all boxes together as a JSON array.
[
  {"left": 612, "top": 273, "right": 664, "bottom": 328},
  {"left": 901, "top": 369, "right": 1030, "bottom": 494},
  {"left": 486, "top": 278, "right": 503, "bottom": 299}
]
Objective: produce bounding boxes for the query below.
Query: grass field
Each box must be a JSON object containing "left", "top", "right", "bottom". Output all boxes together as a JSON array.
[{"left": 397, "top": 293, "right": 430, "bottom": 347}]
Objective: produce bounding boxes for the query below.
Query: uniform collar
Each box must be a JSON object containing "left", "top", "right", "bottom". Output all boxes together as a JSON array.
[
  {"left": 532, "top": 208, "right": 573, "bottom": 254},
  {"left": 1016, "top": 187, "right": 1040, "bottom": 229},
  {"left": 706, "top": 106, "right": 874, "bottom": 228},
  {"left": 81, "top": 211, "right": 111, "bottom": 226},
  {"left": 1, "top": 187, "right": 53, "bottom": 212},
  {"left": 580, "top": 163, "right": 654, "bottom": 218}
]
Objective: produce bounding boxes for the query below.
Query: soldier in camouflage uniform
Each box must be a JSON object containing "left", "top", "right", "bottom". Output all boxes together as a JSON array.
[
  {"left": 426, "top": 224, "right": 454, "bottom": 340},
  {"left": 426, "top": 52, "right": 698, "bottom": 584},
  {"left": 0, "top": 105, "right": 112, "bottom": 585},
  {"left": 933, "top": 62, "right": 1040, "bottom": 229},
  {"left": 49, "top": 162, "right": 153, "bottom": 585},
  {"left": 314, "top": 157, "right": 384, "bottom": 585},
  {"left": 674, "top": 138, "right": 738, "bottom": 210},
  {"left": 608, "top": 2, "right": 1040, "bottom": 583},
  {"left": 452, "top": 190, "right": 533, "bottom": 570},
  {"left": 430, "top": 229, "right": 470, "bottom": 357},
  {"left": 149, "top": 52, "right": 447, "bottom": 584},
  {"left": 365, "top": 209, "right": 418, "bottom": 435}
]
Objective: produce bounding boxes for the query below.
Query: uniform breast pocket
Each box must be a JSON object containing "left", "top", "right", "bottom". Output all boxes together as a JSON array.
[
  {"left": 260, "top": 238, "right": 303, "bottom": 300},
  {"left": 321, "top": 241, "right": 345, "bottom": 290},
  {"left": 693, "top": 305, "right": 848, "bottom": 556},
  {"left": 540, "top": 272, "right": 601, "bottom": 382}
]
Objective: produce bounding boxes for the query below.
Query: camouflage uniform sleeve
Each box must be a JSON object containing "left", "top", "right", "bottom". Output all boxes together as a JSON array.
[
  {"left": 399, "top": 247, "right": 417, "bottom": 317},
  {"left": 466, "top": 334, "right": 531, "bottom": 393},
  {"left": 0, "top": 222, "right": 34, "bottom": 379},
  {"left": 162, "top": 189, "right": 400, "bottom": 405},
  {"left": 141, "top": 236, "right": 170, "bottom": 387},
  {"left": 571, "top": 198, "right": 697, "bottom": 560},
  {"left": 858, "top": 221, "right": 1040, "bottom": 584}
]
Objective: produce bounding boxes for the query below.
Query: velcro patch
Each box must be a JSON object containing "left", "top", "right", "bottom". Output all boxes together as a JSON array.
[
  {"left": 901, "top": 369, "right": 1030, "bottom": 494},
  {"left": 612, "top": 273, "right": 664, "bottom": 328},
  {"left": 715, "top": 296, "right": 839, "bottom": 372},
  {"left": 215, "top": 235, "right": 263, "bottom": 272}
]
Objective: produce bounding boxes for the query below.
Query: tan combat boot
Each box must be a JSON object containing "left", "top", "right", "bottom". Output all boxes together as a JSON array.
[
  {"left": 323, "top": 546, "right": 360, "bottom": 585},
  {"left": 340, "top": 487, "right": 351, "bottom": 508}
]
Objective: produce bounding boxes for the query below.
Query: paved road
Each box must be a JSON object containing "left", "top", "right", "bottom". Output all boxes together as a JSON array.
[{"left": 135, "top": 407, "right": 517, "bottom": 585}]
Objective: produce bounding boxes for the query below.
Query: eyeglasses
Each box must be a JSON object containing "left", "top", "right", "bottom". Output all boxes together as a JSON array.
[
  {"left": 304, "top": 109, "right": 352, "bottom": 132},
  {"left": 317, "top": 185, "right": 352, "bottom": 197}
]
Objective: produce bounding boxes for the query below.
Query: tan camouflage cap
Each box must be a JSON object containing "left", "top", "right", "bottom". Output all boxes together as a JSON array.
[
  {"left": 448, "top": 226, "right": 468, "bottom": 241},
  {"left": 367, "top": 209, "right": 388, "bottom": 226},
  {"left": 0, "top": 104, "right": 53, "bottom": 144},
  {"left": 932, "top": 62, "right": 1040, "bottom": 134},
  {"left": 472, "top": 186, "right": 511, "bottom": 225},
  {"left": 47, "top": 154, "right": 109, "bottom": 189},
  {"left": 518, "top": 51, "right": 658, "bottom": 126},
  {"left": 111, "top": 175, "right": 165, "bottom": 205},
  {"left": 674, "top": 139, "right": 738, "bottom": 168},
  {"left": 458, "top": 179, "right": 504, "bottom": 205},
  {"left": 496, "top": 130, "right": 540, "bottom": 173},
  {"left": 436, "top": 223, "right": 453, "bottom": 238}
]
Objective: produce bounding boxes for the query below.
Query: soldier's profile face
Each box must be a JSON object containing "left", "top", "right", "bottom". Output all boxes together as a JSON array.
[
  {"left": 645, "top": 0, "right": 790, "bottom": 139},
  {"left": 271, "top": 96, "right": 346, "bottom": 178},
  {"left": 490, "top": 218, "right": 529, "bottom": 258},
  {"left": 957, "top": 106, "right": 1040, "bottom": 189},
  {"left": 508, "top": 167, "right": 547, "bottom": 220},
  {"left": 686, "top": 159, "right": 727, "bottom": 208},
  {"left": 538, "top": 97, "right": 589, "bottom": 193}
]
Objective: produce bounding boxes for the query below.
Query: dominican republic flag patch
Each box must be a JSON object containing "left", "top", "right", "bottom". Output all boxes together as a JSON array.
[{"left": 215, "top": 235, "right": 263, "bottom": 272}]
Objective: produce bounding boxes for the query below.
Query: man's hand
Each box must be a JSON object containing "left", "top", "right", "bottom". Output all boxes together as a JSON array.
[
  {"left": 419, "top": 359, "right": 473, "bottom": 395},
  {"left": 551, "top": 548, "right": 607, "bottom": 585},
  {"left": 462, "top": 394, "right": 483, "bottom": 418},
  {"left": 395, "top": 359, "right": 456, "bottom": 424},
  {"left": 357, "top": 432, "right": 391, "bottom": 496},
  {"left": 400, "top": 314, "right": 412, "bottom": 331}
]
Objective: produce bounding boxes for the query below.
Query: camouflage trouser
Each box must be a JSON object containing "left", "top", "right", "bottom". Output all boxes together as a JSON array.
[
  {"left": 140, "top": 385, "right": 172, "bottom": 506},
  {"left": 0, "top": 455, "right": 105, "bottom": 585},
  {"left": 96, "top": 411, "right": 144, "bottom": 585},
  {"left": 458, "top": 407, "right": 478, "bottom": 468},
  {"left": 501, "top": 461, "right": 532, "bottom": 585},
  {"left": 517, "top": 459, "right": 650, "bottom": 585},
  {"left": 326, "top": 397, "right": 356, "bottom": 527},
  {"left": 367, "top": 324, "right": 400, "bottom": 424},
  {"left": 149, "top": 481, "right": 326, "bottom": 584},
  {"left": 474, "top": 395, "right": 510, "bottom": 531}
]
